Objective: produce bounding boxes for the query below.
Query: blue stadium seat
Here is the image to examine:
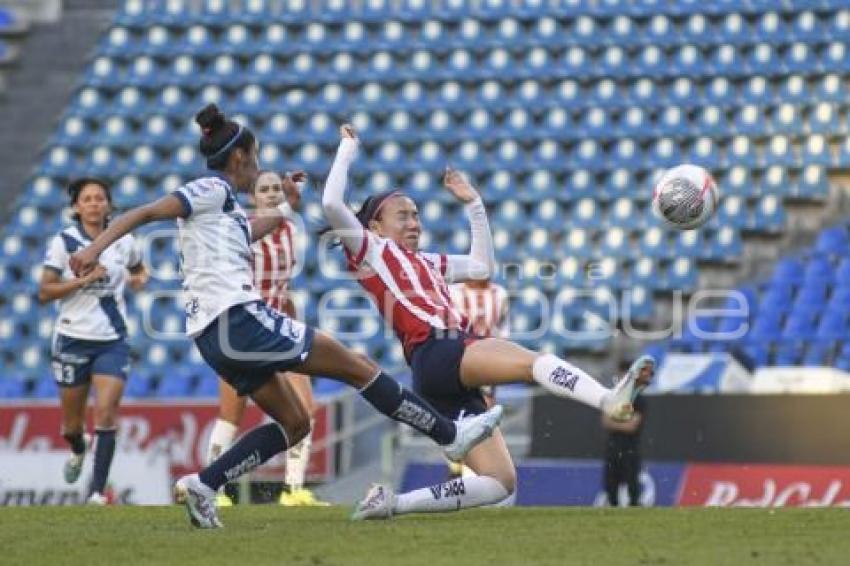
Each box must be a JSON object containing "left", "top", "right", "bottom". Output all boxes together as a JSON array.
[
  {"left": 816, "top": 311, "right": 848, "bottom": 341},
  {"left": 750, "top": 196, "right": 786, "bottom": 233},
  {"left": 814, "top": 226, "right": 849, "bottom": 256},
  {"left": 738, "top": 76, "right": 771, "bottom": 107},
  {"left": 797, "top": 165, "right": 830, "bottom": 199},
  {"left": 828, "top": 285, "right": 850, "bottom": 312},
  {"left": 803, "top": 255, "right": 835, "bottom": 285}
]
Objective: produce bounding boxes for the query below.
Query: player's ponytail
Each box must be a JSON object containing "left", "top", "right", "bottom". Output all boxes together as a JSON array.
[{"left": 195, "top": 103, "right": 255, "bottom": 171}]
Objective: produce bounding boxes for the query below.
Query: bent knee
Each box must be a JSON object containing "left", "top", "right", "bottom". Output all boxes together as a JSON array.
[
  {"left": 289, "top": 415, "right": 311, "bottom": 446},
  {"left": 498, "top": 472, "right": 517, "bottom": 495}
]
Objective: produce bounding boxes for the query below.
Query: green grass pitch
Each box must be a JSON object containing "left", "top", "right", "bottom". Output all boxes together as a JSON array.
[{"left": 2, "top": 506, "right": 847, "bottom": 565}]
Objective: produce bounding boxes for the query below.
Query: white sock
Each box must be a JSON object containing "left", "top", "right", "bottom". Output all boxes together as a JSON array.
[
  {"left": 206, "top": 418, "right": 238, "bottom": 466},
  {"left": 394, "top": 475, "right": 510, "bottom": 515},
  {"left": 532, "top": 354, "right": 610, "bottom": 410},
  {"left": 285, "top": 424, "right": 313, "bottom": 490},
  {"left": 491, "top": 490, "right": 517, "bottom": 507}
]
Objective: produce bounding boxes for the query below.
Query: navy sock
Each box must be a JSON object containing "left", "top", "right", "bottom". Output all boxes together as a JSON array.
[
  {"left": 199, "top": 423, "right": 289, "bottom": 491},
  {"left": 359, "top": 372, "right": 456, "bottom": 445},
  {"left": 89, "top": 429, "right": 116, "bottom": 495},
  {"left": 63, "top": 432, "right": 86, "bottom": 455}
]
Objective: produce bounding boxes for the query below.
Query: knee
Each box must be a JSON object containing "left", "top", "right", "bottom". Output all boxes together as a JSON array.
[
  {"left": 94, "top": 403, "right": 118, "bottom": 429},
  {"left": 492, "top": 468, "right": 517, "bottom": 495}
]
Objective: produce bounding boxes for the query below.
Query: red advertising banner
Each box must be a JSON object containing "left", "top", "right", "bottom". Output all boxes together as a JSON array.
[
  {"left": 0, "top": 401, "right": 334, "bottom": 482},
  {"left": 679, "top": 463, "right": 850, "bottom": 507}
]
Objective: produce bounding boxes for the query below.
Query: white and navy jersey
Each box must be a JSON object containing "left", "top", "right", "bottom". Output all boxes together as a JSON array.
[
  {"left": 43, "top": 223, "right": 141, "bottom": 341},
  {"left": 173, "top": 173, "right": 261, "bottom": 337}
]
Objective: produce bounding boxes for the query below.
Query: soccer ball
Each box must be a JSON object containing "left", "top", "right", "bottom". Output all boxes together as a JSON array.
[{"left": 651, "top": 164, "right": 719, "bottom": 231}]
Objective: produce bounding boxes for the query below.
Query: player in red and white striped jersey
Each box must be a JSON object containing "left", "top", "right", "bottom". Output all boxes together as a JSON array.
[
  {"left": 449, "top": 279, "right": 509, "bottom": 408},
  {"left": 323, "top": 125, "right": 656, "bottom": 520},
  {"left": 206, "top": 170, "right": 327, "bottom": 507}
]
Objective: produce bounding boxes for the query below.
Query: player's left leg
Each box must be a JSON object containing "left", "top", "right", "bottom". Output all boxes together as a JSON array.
[
  {"left": 279, "top": 372, "right": 329, "bottom": 506},
  {"left": 86, "top": 340, "right": 130, "bottom": 504},
  {"left": 459, "top": 338, "right": 654, "bottom": 420},
  {"left": 88, "top": 374, "right": 125, "bottom": 504},
  {"left": 353, "top": 430, "right": 515, "bottom": 520}
]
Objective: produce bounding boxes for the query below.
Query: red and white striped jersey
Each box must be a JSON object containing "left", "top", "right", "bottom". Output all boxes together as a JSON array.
[
  {"left": 252, "top": 219, "right": 297, "bottom": 315},
  {"left": 346, "top": 232, "right": 470, "bottom": 359},
  {"left": 449, "top": 282, "right": 509, "bottom": 339}
]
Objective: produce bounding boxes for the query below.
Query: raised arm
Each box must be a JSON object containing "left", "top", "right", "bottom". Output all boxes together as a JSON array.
[
  {"left": 321, "top": 125, "right": 367, "bottom": 255},
  {"left": 69, "top": 194, "right": 184, "bottom": 276},
  {"left": 442, "top": 168, "right": 495, "bottom": 283}
]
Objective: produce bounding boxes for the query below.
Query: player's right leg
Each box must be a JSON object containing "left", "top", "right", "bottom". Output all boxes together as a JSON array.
[
  {"left": 207, "top": 379, "right": 247, "bottom": 465},
  {"left": 59, "top": 383, "right": 90, "bottom": 485},
  {"left": 206, "top": 379, "right": 247, "bottom": 506},
  {"left": 294, "top": 330, "right": 502, "bottom": 463},
  {"left": 353, "top": 430, "right": 516, "bottom": 520},
  {"left": 175, "top": 373, "right": 310, "bottom": 528}
]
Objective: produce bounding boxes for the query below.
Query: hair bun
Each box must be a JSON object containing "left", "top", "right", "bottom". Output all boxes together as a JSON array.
[{"left": 195, "top": 103, "right": 227, "bottom": 137}]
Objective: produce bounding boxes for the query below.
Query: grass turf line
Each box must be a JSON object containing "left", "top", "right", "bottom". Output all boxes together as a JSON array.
[{"left": 1, "top": 506, "right": 847, "bottom": 566}]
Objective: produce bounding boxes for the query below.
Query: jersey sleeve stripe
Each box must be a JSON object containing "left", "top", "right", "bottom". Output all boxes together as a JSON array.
[{"left": 172, "top": 190, "right": 193, "bottom": 219}]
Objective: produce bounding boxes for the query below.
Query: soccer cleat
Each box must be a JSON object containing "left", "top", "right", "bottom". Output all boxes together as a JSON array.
[
  {"left": 280, "top": 488, "right": 330, "bottom": 507},
  {"left": 443, "top": 404, "right": 503, "bottom": 463},
  {"left": 63, "top": 436, "right": 89, "bottom": 485},
  {"left": 86, "top": 492, "right": 108, "bottom": 506},
  {"left": 173, "top": 474, "right": 223, "bottom": 529},
  {"left": 216, "top": 493, "right": 234, "bottom": 507},
  {"left": 603, "top": 355, "right": 656, "bottom": 422},
  {"left": 351, "top": 484, "right": 395, "bottom": 521}
]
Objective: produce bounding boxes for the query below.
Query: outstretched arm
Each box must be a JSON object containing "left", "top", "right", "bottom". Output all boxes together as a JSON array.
[
  {"left": 442, "top": 168, "right": 495, "bottom": 282},
  {"left": 69, "top": 194, "right": 184, "bottom": 276},
  {"left": 321, "top": 125, "right": 367, "bottom": 256}
]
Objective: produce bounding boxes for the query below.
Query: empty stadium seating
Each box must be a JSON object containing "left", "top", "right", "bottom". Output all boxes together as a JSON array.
[
  {"left": 2, "top": 0, "right": 849, "bottom": 396},
  {"left": 650, "top": 222, "right": 850, "bottom": 369}
]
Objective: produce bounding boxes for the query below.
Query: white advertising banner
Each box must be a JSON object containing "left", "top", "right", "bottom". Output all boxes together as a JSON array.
[
  {"left": 0, "top": 451, "right": 171, "bottom": 505},
  {"left": 652, "top": 353, "right": 752, "bottom": 393},
  {"left": 750, "top": 367, "right": 850, "bottom": 394}
]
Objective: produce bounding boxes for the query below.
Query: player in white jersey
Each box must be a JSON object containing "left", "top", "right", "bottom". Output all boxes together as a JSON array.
[
  {"left": 319, "top": 125, "right": 656, "bottom": 520},
  {"left": 207, "top": 169, "right": 328, "bottom": 507},
  {"left": 68, "top": 104, "right": 502, "bottom": 528},
  {"left": 38, "top": 177, "right": 148, "bottom": 504}
]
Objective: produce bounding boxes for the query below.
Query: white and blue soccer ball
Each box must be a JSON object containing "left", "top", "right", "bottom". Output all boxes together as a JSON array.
[{"left": 651, "top": 164, "right": 719, "bottom": 231}]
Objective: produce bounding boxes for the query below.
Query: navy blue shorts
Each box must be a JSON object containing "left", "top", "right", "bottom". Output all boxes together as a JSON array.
[
  {"left": 51, "top": 334, "right": 130, "bottom": 387},
  {"left": 410, "top": 331, "right": 486, "bottom": 420},
  {"left": 195, "top": 301, "right": 315, "bottom": 396}
]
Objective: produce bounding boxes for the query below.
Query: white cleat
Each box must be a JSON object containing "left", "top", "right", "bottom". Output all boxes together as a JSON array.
[
  {"left": 603, "top": 355, "right": 656, "bottom": 422},
  {"left": 63, "top": 436, "right": 90, "bottom": 485},
  {"left": 174, "top": 474, "right": 223, "bottom": 529},
  {"left": 443, "top": 404, "right": 503, "bottom": 463},
  {"left": 86, "top": 492, "right": 108, "bottom": 506},
  {"left": 351, "top": 484, "right": 395, "bottom": 521}
]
